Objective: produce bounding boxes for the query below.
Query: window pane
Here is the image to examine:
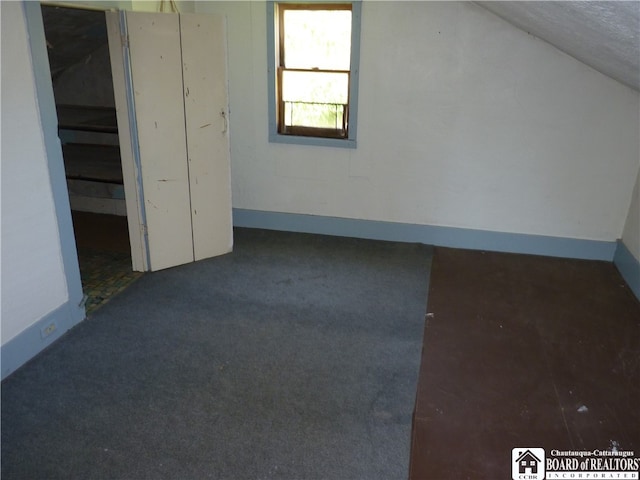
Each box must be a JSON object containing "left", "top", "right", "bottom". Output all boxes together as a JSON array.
[
  {"left": 284, "top": 102, "right": 345, "bottom": 129},
  {"left": 284, "top": 9, "right": 351, "bottom": 70},
  {"left": 282, "top": 70, "right": 349, "bottom": 104}
]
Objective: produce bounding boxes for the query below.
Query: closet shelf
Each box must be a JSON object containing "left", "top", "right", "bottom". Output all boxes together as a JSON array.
[
  {"left": 57, "top": 104, "right": 118, "bottom": 134},
  {"left": 63, "top": 143, "right": 123, "bottom": 184}
]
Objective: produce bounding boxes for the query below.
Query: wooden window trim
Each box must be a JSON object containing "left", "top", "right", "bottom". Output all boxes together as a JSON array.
[{"left": 275, "top": 2, "right": 352, "bottom": 139}]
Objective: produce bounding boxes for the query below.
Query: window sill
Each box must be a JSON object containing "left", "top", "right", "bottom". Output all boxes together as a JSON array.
[{"left": 268, "top": 132, "right": 357, "bottom": 149}]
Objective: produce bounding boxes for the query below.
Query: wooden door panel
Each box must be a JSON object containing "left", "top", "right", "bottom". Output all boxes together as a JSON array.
[
  {"left": 126, "top": 12, "right": 194, "bottom": 271},
  {"left": 107, "top": 11, "right": 233, "bottom": 272},
  {"left": 181, "top": 14, "right": 233, "bottom": 261}
]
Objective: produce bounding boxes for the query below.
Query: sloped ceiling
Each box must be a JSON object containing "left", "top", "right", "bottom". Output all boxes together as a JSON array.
[{"left": 476, "top": 1, "right": 640, "bottom": 91}]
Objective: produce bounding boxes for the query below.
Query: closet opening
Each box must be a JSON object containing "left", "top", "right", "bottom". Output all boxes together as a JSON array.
[{"left": 41, "top": 3, "right": 142, "bottom": 314}]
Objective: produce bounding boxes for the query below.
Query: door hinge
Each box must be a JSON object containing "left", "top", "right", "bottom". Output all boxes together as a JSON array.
[{"left": 121, "top": 34, "right": 129, "bottom": 48}]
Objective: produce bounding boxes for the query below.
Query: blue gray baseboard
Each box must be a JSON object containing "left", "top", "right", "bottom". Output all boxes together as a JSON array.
[
  {"left": 1, "top": 301, "right": 85, "bottom": 380},
  {"left": 233, "top": 208, "right": 617, "bottom": 261},
  {"left": 613, "top": 240, "right": 640, "bottom": 301},
  {"left": 2, "top": 2, "right": 89, "bottom": 382}
]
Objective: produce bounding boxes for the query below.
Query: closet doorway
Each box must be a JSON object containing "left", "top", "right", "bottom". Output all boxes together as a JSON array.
[
  {"left": 41, "top": 3, "right": 141, "bottom": 314},
  {"left": 41, "top": 4, "right": 234, "bottom": 314}
]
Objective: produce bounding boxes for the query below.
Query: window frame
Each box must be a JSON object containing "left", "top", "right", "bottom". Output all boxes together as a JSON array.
[{"left": 267, "top": 0, "right": 361, "bottom": 149}]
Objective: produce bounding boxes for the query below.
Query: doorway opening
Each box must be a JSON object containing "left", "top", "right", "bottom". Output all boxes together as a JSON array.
[{"left": 41, "top": 4, "right": 142, "bottom": 314}]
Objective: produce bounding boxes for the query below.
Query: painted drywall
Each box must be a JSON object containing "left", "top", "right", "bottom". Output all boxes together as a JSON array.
[
  {"left": 1, "top": 2, "right": 70, "bottom": 344},
  {"left": 195, "top": 1, "right": 639, "bottom": 244},
  {"left": 614, "top": 167, "right": 640, "bottom": 299},
  {"left": 622, "top": 169, "right": 640, "bottom": 261}
]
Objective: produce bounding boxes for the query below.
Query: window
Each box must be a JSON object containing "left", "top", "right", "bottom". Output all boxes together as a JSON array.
[{"left": 267, "top": 1, "right": 361, "bottom": 148}]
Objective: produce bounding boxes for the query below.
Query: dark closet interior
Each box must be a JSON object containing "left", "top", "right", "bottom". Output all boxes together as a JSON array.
[{"left": 41, "top": 4, "right": 141, "bottom": 313}]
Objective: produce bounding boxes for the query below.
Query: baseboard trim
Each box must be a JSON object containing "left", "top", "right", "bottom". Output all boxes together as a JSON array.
[
  {"left": 233, "top": 209, "right": 616, "bottom": 261},
  {"left": 614, "top": 240, "right": 640, "bottom": 301},
  {"left": 1, "top": 300, "right": 85, "bottom": 381}
]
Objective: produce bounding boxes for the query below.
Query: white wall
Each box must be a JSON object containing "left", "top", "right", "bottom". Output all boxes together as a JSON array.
[
  {"left": 196, "top": 1, "right": 639, "bottom": 243},
  {"left": 622, "top": 169, "right": 640, "bottom": 261},
  {"left": 1, "top": 2, "right": 69, "bottom": 345}
]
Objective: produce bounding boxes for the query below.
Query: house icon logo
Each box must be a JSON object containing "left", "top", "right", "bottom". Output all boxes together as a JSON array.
[{"left": 512, "top": 448, "right": 545, "bottom": 480}]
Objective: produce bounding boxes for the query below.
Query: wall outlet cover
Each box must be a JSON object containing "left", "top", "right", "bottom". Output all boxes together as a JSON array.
[{"left": 40, "top": 321, "right": 58, "bottom": 339}]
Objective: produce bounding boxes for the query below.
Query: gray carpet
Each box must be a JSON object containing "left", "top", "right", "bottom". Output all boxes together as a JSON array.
[{"left": 2, "top": 228, "right": 432, "bottom": 480}]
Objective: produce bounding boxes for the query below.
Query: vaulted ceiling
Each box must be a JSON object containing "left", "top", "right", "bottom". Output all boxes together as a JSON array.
[{"left": 476, "top": 1, "right": 640, "bottom": 91}]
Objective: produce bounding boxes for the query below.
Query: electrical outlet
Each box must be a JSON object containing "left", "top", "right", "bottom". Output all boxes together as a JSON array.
[{"left": 40, "top": 321, "right": 58, "bottom": 339}]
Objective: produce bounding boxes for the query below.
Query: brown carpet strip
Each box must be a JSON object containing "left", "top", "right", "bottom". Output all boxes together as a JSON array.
[{"left": 410, "top": 247, "right": 640, "bottom": 479}]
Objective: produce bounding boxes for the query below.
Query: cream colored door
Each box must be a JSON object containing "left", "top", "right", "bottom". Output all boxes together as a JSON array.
[
  {"left": 106, "top": 11, "right": 232, "bottom": 272},
  {"left": 181, "top": 14, "right": 233, "bottom": 262}
]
